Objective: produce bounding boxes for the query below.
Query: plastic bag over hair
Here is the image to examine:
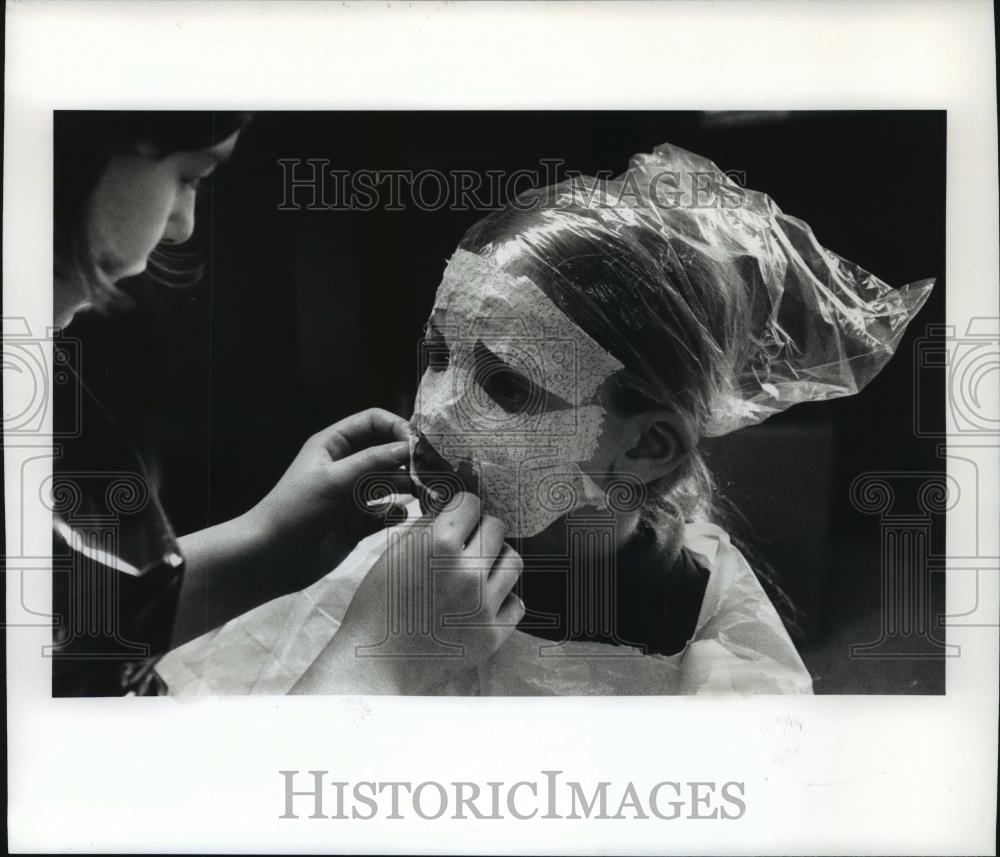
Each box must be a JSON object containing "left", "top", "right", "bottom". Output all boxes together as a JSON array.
[{"left": 492, "top": 143, "right": 934, "bottom": 437}]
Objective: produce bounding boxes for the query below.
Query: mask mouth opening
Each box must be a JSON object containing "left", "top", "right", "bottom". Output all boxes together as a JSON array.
[{"left": 410, "top": 433, "right": 480, "bottom": 515}]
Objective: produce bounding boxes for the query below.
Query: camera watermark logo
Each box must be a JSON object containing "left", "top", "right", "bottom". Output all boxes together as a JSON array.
[
  {"left": 913, "top": 318, "right": 999, "bottom": 437},
  {"left": 3, "top": 317, "right": 175, "bottom": 667},
  {"left": 4, "top": 317, "right": 84, "bottom": 642},
  {"left": 848, "top": 318, "right": 1000, "bottom": 657},
  {"left": 2, "top": 317, "right": 82, "bottom": 441}
]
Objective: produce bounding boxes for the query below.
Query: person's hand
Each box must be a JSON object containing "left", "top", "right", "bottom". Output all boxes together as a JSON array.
[
  {"left": 173, "top": 408, "right": 417, "bottom": 644},
  {"left": 290, "top": 492, "right": 525, "bottom": 694},
  {"left": 244, "top": 408, "right": 414, "bottom": 583}
]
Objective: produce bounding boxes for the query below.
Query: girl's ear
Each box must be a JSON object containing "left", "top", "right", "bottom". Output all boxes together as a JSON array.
[{"left": 614, "top": 410, "right": 694, "bottom": 483}]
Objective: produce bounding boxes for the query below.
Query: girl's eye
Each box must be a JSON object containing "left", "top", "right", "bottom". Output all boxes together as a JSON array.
[
  {"left": 472, "top": 343, "right": 539, "bottom": 414},
  {"left": 479, "top": 367, "right": 533, "bottom": 413}
]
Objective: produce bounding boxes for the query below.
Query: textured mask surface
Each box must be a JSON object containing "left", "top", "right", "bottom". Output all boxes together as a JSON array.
[{"left": 411, "top": 250, "right": 624, "bottom": 537}]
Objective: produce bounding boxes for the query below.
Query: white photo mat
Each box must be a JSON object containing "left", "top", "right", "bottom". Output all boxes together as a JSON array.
[{"left": 4, "top": 1, "right": 998, "bottom": 854}]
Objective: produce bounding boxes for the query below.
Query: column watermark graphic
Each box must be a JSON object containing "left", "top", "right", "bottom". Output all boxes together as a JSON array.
[{"left": 846, "top": 317, "right": 1000, "bottom": 659}]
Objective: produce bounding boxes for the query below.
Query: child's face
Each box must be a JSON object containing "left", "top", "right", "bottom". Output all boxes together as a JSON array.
[{"left": 410, "top": 250, "right": 624, "bottom": 537}]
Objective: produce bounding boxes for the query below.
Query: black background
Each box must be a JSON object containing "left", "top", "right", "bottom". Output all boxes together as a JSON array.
[{"left": 67, "top": 111, "right": 947, "bottom": 693}]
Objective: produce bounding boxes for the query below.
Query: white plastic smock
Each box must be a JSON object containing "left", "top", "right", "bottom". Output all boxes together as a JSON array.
[{"left": 157, "top": 502, "right": 812, "bottom": 696}]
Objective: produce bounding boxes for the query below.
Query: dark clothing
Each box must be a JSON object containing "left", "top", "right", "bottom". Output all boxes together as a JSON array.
[
  {"left": 51, "top": 349, "right": 185, "bottom": 696},
  {"left": 518, "top": 512, "right": 709, "bottom": 656},
  {"left": 617, "top": 542, "right": 710, "bottom": 656}
]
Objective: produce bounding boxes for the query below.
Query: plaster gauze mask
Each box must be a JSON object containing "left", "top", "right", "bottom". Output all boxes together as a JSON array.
[{"left": 411, "top": 249, "right": 624, "bottom": 537}]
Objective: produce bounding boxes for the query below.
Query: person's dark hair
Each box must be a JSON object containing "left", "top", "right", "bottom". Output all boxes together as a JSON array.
[
  {"left": 54, "top": 110, "right": 253, "bottom": 310},
  {"left": 458, "top": 189, "right": 807, "bottom": 639}
]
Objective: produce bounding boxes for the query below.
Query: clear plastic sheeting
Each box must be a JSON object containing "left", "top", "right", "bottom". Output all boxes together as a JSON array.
[
  {"left": 156, "top": 500, "right": 812, "bottom": 696},
  {"left": 513, "top": 142, "right": 934, "bottom": 437}
]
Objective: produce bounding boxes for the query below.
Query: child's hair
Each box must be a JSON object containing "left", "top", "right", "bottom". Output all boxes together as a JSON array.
[{"left": 54, "top": 110, "right": 253, "bottom": 310}]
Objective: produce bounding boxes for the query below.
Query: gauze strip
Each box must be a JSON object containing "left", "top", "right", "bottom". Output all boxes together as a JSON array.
[{"left": 433, "top": 249, "right": 623, "bottom": 405}]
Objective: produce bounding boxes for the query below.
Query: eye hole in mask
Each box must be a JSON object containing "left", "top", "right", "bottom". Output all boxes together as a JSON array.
[
  {"left": 423, "top": 320, "right": 574, "bottom": 420},
  {"left": 471, "top": 342, "right": 548, "bottom": 416}
]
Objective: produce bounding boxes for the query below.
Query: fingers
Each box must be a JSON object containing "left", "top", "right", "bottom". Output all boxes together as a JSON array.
[
  {"left": 469, "top": 513, "right": 506, "bottom": 563},
  {"left": 432, "top": 492, "right": 481, "bottom": 553},
  {"left": 433, "top": 496, "right": 508, "bottom": 559},
  {"left": 354, "top": 467, "right": 414, "bottom": 509},
  {"left": 329, "top": 440, "right": 411, "bottom": 490},
  {"left": 485, "top": 544, "right": 523, "bottom": 613},
  {"left": 495, "top": 590, "right": 526, "bottom": 629},
  {"left": 434, "top": 500, "right": 514, "bottom": 617},
  {"left": 316, "top": 408, "right": 411, "bottom": 459}
]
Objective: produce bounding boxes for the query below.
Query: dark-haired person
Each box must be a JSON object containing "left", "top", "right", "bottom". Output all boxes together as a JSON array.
[
  {"left": 52, "top": 112, "right": 523, "bottom": 696},
  {"left": 159, "top": 142, "right": 933, "bottom": 696}
]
